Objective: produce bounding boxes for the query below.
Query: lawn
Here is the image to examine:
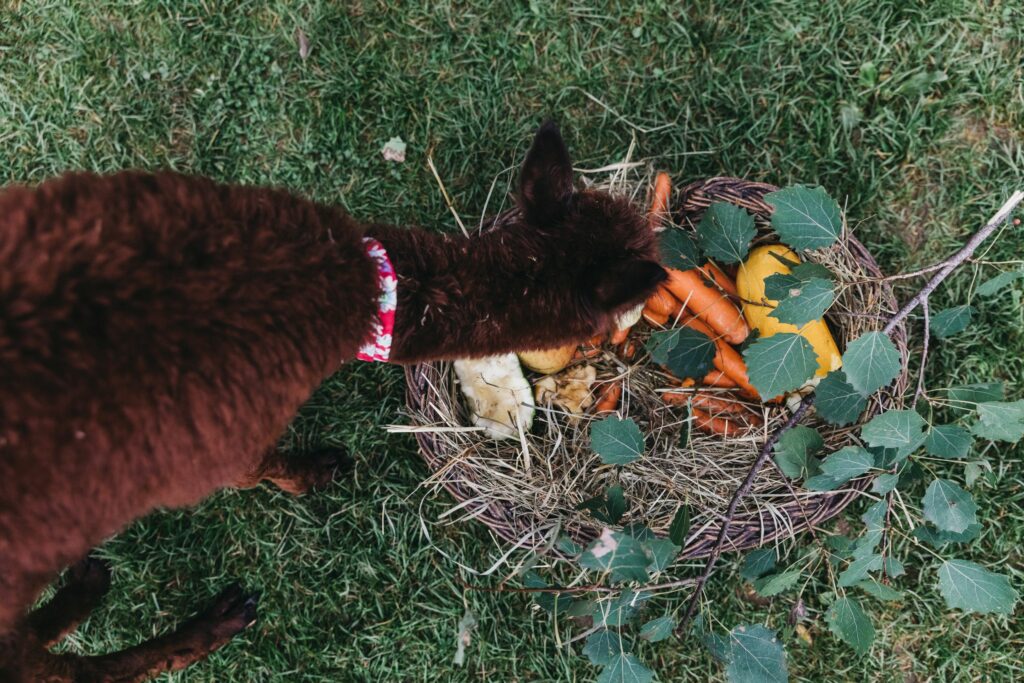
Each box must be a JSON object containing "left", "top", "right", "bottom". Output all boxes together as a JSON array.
[{"left": 2, "top": 1, "right": 1022, "bottom": 680}]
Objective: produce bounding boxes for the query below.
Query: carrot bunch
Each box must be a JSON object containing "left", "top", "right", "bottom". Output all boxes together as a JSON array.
[{"left": 642, "top": 173, "right": 765, "bottom": 437}]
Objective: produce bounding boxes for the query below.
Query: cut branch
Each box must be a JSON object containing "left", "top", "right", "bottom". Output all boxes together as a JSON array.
[{"left": 676, "top": 190, "right": 1023, "bottom": 636}]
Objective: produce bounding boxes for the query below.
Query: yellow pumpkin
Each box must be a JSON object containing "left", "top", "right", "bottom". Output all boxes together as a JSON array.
[
  {"left": 736, "top": 244, "right": 842, "bottom": 378},
  {"left": 517, "top": 344, "right": 577, "bottom": 375}
]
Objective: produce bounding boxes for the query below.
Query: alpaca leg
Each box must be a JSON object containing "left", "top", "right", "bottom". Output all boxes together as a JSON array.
[
  {"left": 43, "top": 584, "right": 259, "bottom": 683},
  {"left": 25, "top": 555, "right": 111, "bottom": 647},
  {"left": 239, "top": 447, "right": 352, "bottom": 495}
]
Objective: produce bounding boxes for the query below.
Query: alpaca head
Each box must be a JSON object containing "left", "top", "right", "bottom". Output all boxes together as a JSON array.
[{"left": 514, "top": 121, "right": 667, "bottom": 324}]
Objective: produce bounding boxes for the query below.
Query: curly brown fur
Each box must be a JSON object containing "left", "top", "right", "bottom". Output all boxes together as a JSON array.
[{"left": 0, "top": 122, "right": 663, "bottom": 681}]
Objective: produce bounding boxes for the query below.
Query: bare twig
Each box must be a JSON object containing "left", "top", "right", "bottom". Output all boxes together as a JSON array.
[
  {"left": 677, "top": 398, "right": 815, "bottom": 629},
  {"left": 914, "top": 299, "right": 930, "bottom": 406},
  {"left": 676, "top": 190, "right": 1024, "bottom": 636},
  {"left": 459, "top": 575, "right": 698, "bottom": 595}
]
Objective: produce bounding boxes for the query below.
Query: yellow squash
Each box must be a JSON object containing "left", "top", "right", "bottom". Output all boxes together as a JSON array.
[
  {"left": 736, "top": 244, "right": 842, "bottom": 378},
  {"left": 517, "top": 344, "right": 576, "bottom": 375}
]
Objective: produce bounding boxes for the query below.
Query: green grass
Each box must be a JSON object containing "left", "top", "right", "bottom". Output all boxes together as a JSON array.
[{"left": 2, "top": 1, "right": 1023, "bottom": 680}]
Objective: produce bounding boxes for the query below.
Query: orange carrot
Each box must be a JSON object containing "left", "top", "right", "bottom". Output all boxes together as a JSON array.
[
  {"left": 588, "top": 334, "right": 605, "bottom": 346},
  {"left": 690, "top": 395, "right": 763, "bottom": 425},
  {"left": 648, "top": 172, "right": 672, "bottom": 229},
  {"left": 643, "top": 309, "right": 669, "bottom": 327},
  {"left": 665, "top": 268, "right": 749, "bottom": 345},
  {"left": 661, "top": 389, "right": 692, "bottom": 405},
  {"left": 702, "top": 369, "right": 738, "bottom": 389},
  {"left": 702, "top": 261, "right": 739, "bottom": 298},
  {"left": 620, "top": 339, "right": 638, "bottom": 360},
  {"left": 645, "top": 285, "right": 678, "bottom": 317},
  {"left": 691, "top": 407, "right": 745, "bottom": 437},
  {"left": 593, "top": 381, "right": 623, "bottom": 414},
  {"left": 610, "top": 326, "right": 630, "bottom": 345}
]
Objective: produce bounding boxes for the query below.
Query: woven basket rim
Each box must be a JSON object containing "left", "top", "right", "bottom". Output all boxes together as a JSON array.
[{"left": 405, "top": 176, "right": 910, "bottom": 561}]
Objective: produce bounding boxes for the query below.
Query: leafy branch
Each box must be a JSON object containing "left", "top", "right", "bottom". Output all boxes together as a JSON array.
[{"left": 677, "top": 189, "right": 1024, "bottom": 636}]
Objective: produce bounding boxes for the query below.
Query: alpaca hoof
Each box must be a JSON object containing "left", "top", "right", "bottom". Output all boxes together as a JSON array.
[
  {"left": 200, "top": 584, "right": 259, "bottom": 637},
  {"left": 304, "top": 447, "right": 353, "bottom": 490},
  {"left": 66, "top": 554, "right": 112, "bottom": 595}
]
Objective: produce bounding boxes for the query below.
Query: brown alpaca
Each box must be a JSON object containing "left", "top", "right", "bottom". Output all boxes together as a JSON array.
[{"left": 0, "top": 123, "right": 665, "bottom": 682}]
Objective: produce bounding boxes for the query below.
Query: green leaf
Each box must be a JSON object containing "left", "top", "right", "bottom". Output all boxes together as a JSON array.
[
  {"left": 704, "top": 633, "right": 732, "bottom": 663},
  {"left": 584, "top": 629, "right": 628, "bottom": 666},
  {"left": 740, "top": 548, "right": 777, "bottom": 581},
  {"left": 883, "top": 556, "right": 905, "bottom": 578},
  {"left": 922, "top": 479, "right": 977, "bottom": 533},
  {"left": 766, "top": 185, "right": 843, "bottom": 251},
  {"left": 567, "top": 598, "right": 596, "bottom": 618},
  {"left": 769, "top": 277, "right": 835, "bottom": 326},
  {"left": 871, "top": 473, "right": 899, "bottom": 494},
  {"left": 937, "top": 560, "right": 1019, "bottom": 615},
  {"left": 726, "top": 624, "right": 788, "bottom": 683},
  {"left": 804, "top": 474, "right": 841, "bottom": 491},
  {"left": 861, "top": 409, "right": 928, "bottom": 458},
  {"left": 912, "top": 523, "right": 982, "bottom": 548},
  {"left": 857, "top": 580, "right": 904, "bottom": 601},
  {"left": 930, "top": 305, "right": 973, "bottom": 339},
  {"left": 523, "top": 570, "right": 574, "bottom": 614},
  {"left": 659, "top": 228, "right": 703, "bottom": 271},
  {"left": 646, "top": 328, "right": 717, "bottom": 380},
  {"left": 792, "top": 261, "right": 836, "bottom": 281},
  {"left": 744, "top": 333, "right": 818, "bottom": 398},
  {"left": 820, "top": 446, "right": 874, "bottom": 484},
  {"left": 947, "top": 382, "right": 1004, "bottom": 406},
  {"left": 773, "top": 425, "right": 824, "bottom": 479},
  {"left": 668, "top": 505, "right": 691, "bottom": 547},
  {"left": 973, "top": 400, "right": 1024, "bottom": 443},
  {"left": 838, "top": 554, "right": 883, "bottom": 587},
  {"left": 862, "top": 499, "right": 888, "bottom": 530},
  {"left": 638, "top": 616, "right": 676, "bottom": 643},
  {"left": 976, "top": 268, "right": 1024, "bottom": 297},
  {"left": 763, "top": 273, "right": 802, "bottom": 301},
  {"left": 591, "top": 590, "right": 650, "bottom": 627},
  {"left": 644, "top": 537, "right": 680, "bottom": 573},
  {"left": 826, "top": 598, "right": 874, "bottom": 655},
  {"left": 580, "top": 529, "right": 650, "bottom": 583},
  {"left": 815, "top": 370, "right": 868, "bottom": 426},
  {"left": 696, "top": 202, "right": 756, "bottom": 265},
  {"left": 622, "top": 524, "right": 655, "bottom": 542},
  {"left": 596, "top": 654, "right": 655, "bottom": 683},
  {"left": 841, "top": 332, "right": 901, "bottom": 396},
  {"left": 924, "top": 425, "right": 973, "bottom": 459},
  {"left": 606, "top": 485, "right": 627, "bottom": 524},
  {"left": 753, "top": 567, "right": 802, "bottom": 597},
  {"left": 591, "top": 417, "right": 645, "bottom": 466},
  {"left": 556, "top": 535, "right": 584, "bottom": 556}
]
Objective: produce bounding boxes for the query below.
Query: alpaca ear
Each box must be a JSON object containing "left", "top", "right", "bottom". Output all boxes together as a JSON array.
[
  {"left": 591, "top": 259, "right": 668, "bottom": 310},
  {"left": 518, "top": 121, "right": 574, "bottom": 224}
]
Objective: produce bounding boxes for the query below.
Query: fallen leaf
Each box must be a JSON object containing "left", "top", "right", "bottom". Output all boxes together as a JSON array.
[
  {"left": 295, "top": 28, "right": 310, "bottom": 61},
  {"left": 795, "top": 623, "right": 814, "bottom": 646},
  {"left": 788, "top": 598, "right": 807, "bottom": 625},
  {"left": 453, "top": 609, "right": 477, "bottom": 666},
  {"left": 381, "top": 136, "right": 407, "bottom": 163}
]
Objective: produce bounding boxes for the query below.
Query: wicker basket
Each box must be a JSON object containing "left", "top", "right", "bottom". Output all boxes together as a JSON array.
[{"left": 405, "top": 177, "right": 909, "bottom": 561}]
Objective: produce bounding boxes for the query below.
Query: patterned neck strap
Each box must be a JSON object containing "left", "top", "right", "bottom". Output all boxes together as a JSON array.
[{"left": 356, "top": 238, "right": 397, "bottom": 362}]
